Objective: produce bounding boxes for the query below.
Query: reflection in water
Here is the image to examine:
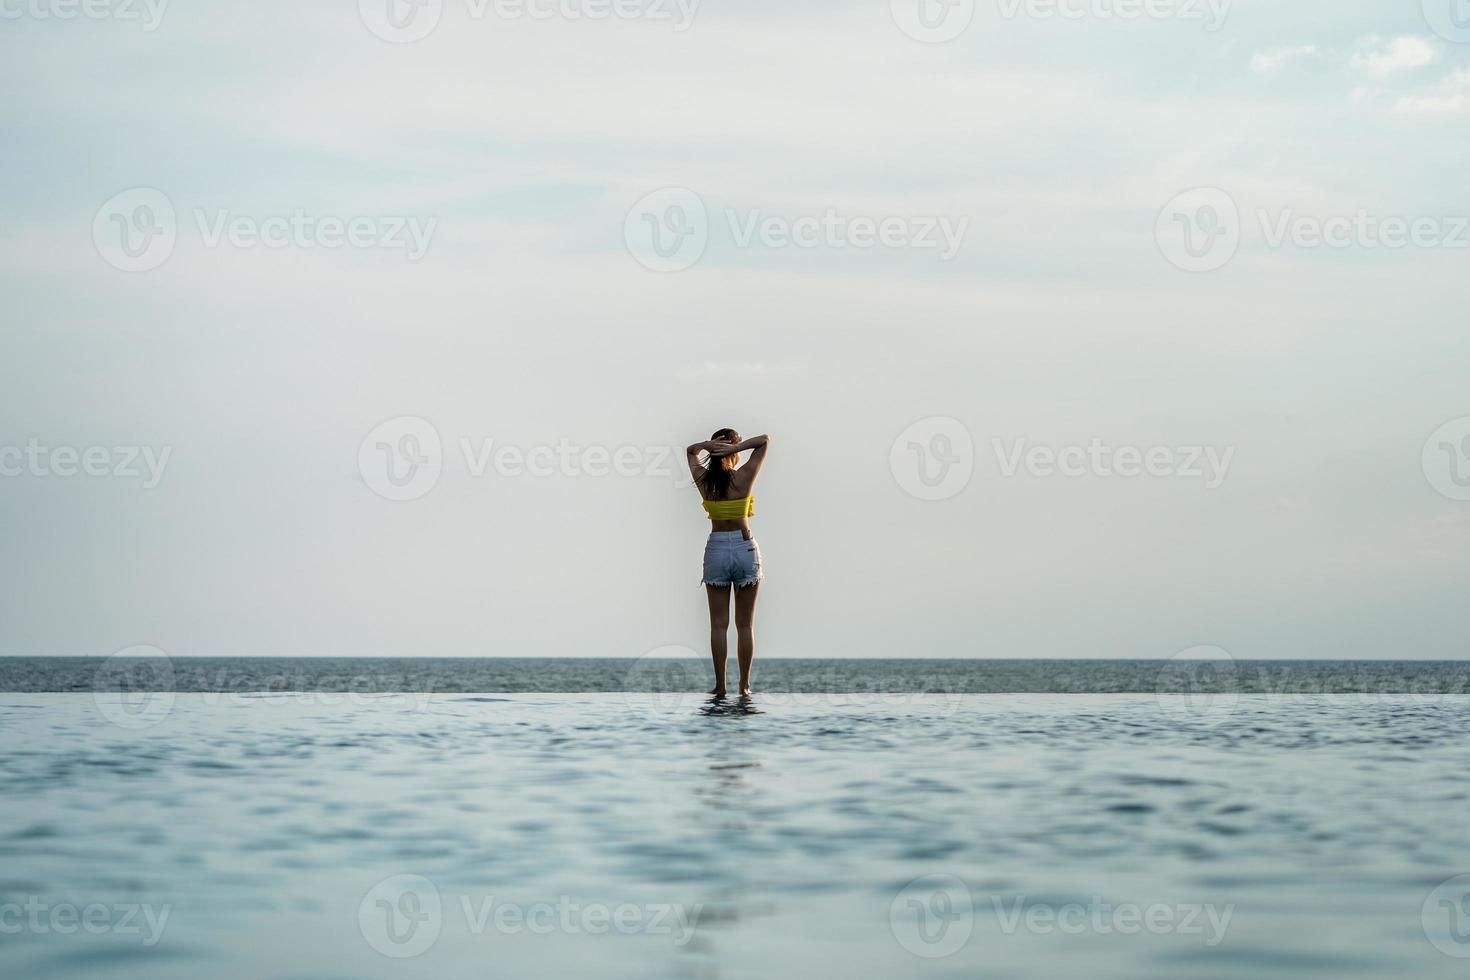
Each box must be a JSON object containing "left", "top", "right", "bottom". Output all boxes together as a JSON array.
[
  {"left": 697, "top": 755, "right": 760, "bottom": 801},
  {"left": 699, "top": 695, "right": 764, "bottom": 717}
]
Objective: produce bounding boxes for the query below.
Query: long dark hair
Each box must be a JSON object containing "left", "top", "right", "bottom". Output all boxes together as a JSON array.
[{"left": 702, "top": 427, "right": 739, "bottom": 500}]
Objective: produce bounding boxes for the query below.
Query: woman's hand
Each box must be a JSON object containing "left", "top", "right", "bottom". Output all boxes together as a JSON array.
[
  {"left": 716, "top": 435, "right": 768, "bottom": 456},
  {"left": 691, "top": 434, "right": 768, "bottom": 459}
]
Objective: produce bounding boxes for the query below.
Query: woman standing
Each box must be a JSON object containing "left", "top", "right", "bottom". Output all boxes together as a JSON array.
[{"left": 686, "top": 429, "right": 770, "bottom": 698}]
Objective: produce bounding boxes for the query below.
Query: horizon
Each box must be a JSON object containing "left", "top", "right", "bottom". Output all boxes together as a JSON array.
[{"left": 6, "top": 653, "right": 1468, "bottom": 661}]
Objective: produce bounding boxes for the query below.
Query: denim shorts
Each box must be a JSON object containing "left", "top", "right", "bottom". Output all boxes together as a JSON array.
[{"left": 702, "top": 531, "right": 763, "bottom": 588}]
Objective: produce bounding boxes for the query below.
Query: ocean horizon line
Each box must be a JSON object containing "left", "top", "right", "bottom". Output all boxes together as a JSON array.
[
  {"left": 5, "top": 655, "right": 1469, "bottom": 662},
  {"left": 11, "top": 656, "right": 1470, "bottom": 696}
]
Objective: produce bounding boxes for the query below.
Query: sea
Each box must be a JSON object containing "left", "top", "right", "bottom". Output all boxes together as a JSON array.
[{"left": 3, "top": 658, "right": 1470, "bottom": 978}]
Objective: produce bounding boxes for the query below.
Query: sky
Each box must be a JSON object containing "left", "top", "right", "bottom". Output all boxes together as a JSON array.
[{"left": 2, "top": 0, "right": 1468, "bottom": 660}]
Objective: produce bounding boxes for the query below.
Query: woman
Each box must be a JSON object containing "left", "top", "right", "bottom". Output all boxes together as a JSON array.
[{"left": 686, "top": 428, "right": 770, "bottom": 699}]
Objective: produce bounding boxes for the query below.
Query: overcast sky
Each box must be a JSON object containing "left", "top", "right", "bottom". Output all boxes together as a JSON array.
[{"left": 2, "top": 0, "right": 1468, "bottom": 659}]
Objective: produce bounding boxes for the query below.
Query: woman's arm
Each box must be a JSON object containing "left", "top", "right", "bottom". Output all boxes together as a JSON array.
[
  {"left": 686, "top": 440, "right": 718, "bottom": 485},
  {"left": 733, "top": 434, "right": 770, "bottom": 479},
  {"left": 707, "top": 434, "right": 768, "bottom": 458}
]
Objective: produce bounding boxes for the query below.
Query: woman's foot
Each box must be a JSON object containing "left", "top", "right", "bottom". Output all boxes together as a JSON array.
[
  {"left": 739, "top": 685, "right": 752, "bottom": 697},
  {"left": 709, "top": 686, "right": 727, "bottom": 699}
]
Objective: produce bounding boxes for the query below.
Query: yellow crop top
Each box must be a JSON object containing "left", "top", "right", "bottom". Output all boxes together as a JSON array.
[{"left": 702, "top": 496, "right": 754, "bottom": 520}]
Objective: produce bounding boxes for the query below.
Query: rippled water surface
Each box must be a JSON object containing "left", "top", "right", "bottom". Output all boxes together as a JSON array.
[
  {"left": 4, "top": 694, "right": 1470, "bottom": 979},
  {"left": 8, "top": 656, "right": 1470, "bottom": 694}
]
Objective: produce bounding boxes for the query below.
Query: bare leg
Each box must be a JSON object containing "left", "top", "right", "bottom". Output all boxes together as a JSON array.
[
  {"left": 734, "top": 583, "right": 759, "bottom": 696},
  {"left": 705, "top": 585, "right": 731, "bottom": 697}
]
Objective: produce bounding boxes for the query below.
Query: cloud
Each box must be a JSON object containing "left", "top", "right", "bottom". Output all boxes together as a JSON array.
[
  {"left": 6, "top": 0, "right": 1470, "bottom": 659},
  {"left": 1251, "top": 45, "right": 1318, "bottom": 73},
  {"left": 1351, "top": 36, "right": 1436, "bottom": 78},
  {"left": 1393, "top": 67, "right": 1470, "bottom": 116}
]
